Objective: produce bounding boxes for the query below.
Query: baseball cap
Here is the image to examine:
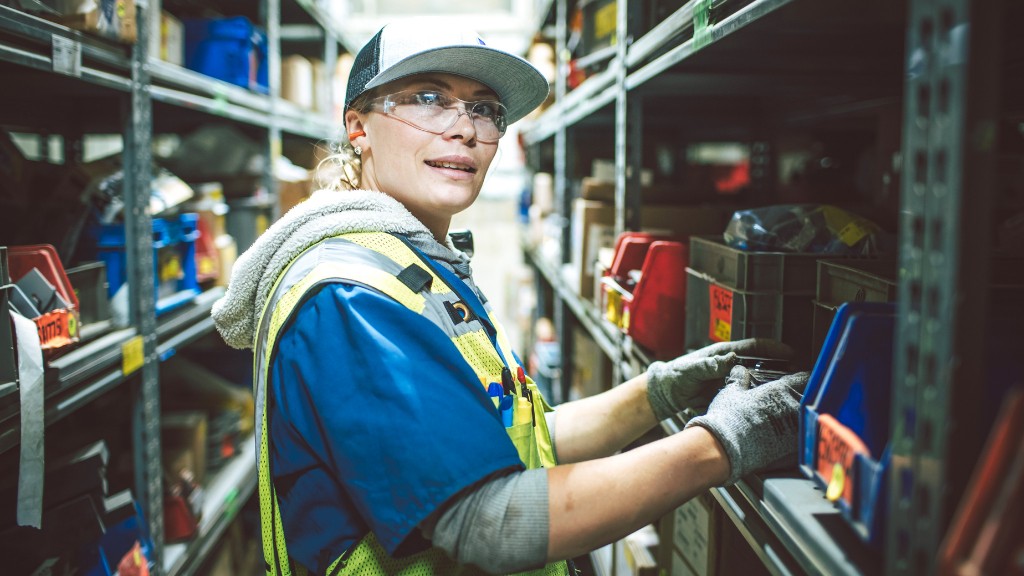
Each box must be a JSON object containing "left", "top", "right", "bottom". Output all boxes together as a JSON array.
[{"left": 345, "top": 22, "right": 550, "bottom": 125}]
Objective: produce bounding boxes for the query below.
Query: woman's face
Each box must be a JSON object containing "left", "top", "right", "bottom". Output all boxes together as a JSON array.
[{"left": 346, "top": 73, "right": 501, "bottom": 239}]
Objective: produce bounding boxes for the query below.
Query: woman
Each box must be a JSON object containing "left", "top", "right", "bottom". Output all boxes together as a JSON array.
[{"left": 213, "top": 21, "right": 808, "bottom": 576}]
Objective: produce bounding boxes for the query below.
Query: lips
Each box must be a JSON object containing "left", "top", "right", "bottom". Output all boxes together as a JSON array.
[{"left": 425, "top": 158, "right": 477, "bottom": 173}]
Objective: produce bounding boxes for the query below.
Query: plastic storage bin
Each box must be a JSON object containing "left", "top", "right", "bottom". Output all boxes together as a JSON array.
[
  {"left": 812, "top": 260, "right": 897, "bottom": 360},
  {"left": 8, "top": 243, "right": 81, "bottom": 352},
  {"left": 684, "top": 236, "right": 861, "bottom": 365},
  {"left": 97, "top": 213, "right": 201, "bottom": 316},
  {"left": 183, "top": 17, "right": 268, "bottom": 93},
  {"left": 800, "top": 302, "right": 896, "bottom": 548},
  {"left": 599, "top": 232, "right": 691, "bottom": 357}
]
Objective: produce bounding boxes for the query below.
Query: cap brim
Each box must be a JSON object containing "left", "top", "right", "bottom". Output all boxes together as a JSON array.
[{"left": 364, "top": 45, "right": 550, "bottom": 125}]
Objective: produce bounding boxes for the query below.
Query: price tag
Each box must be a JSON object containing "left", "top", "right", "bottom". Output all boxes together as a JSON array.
[
  {"left": 708, "top": 284, "right": 733, "bottom": 342},
  {"left": 122, "top": 335, "right": 144, "bottom": 376},
  {"left": 52, "top": 35, "right": 82, "bottom": 78},
  {"left": 816, "top": 414, "right": 870, "bottom": 505}
]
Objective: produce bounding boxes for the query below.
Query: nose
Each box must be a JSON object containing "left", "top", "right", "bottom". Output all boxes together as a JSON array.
[{"left": 443, "top": 109, "right": 479, "bottom": 142}]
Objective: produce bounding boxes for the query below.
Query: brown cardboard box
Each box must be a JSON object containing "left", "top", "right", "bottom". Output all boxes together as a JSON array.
[
  {"left": 278, "top": 177, "right": 314, "bottom": 215},
  {"left": 161, "top": 411, "right": 208, "bottom": 485},
  {"left": 282, "top": 55, "right": 315, "bottom": 109},
  {"left": 51, "top": 0, "right": 137, "bottom": 44},
  {"left": 571, "top": 326, "right": 611, "bottom": 399},
  {"left": 664, "top": 491, "right": 769, "bottom": 576}
]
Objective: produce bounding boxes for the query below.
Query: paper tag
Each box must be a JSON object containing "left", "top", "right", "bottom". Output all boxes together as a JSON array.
[
  {"left": 122, "top": 336, "right": 144, "bottom": 376},
  {"left": 709, "top": 284, "right": 733, "bottom": 342},
  {"left": 52, "top": 35, "right": 82, "bottom": 78},
  {"left": 12, "top": 311, "right": 45, "bottom": 528}
]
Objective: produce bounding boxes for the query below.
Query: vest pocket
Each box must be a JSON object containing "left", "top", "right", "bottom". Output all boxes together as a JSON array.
[{"left": 505, "top": 421, "right": 542, "bottom": 469}]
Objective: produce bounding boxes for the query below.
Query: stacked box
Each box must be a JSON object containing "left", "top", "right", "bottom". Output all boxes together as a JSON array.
[
  {"left": 812, "top": 260, "right": 897, "bottom": 360},
  {"left": 685, "top": 236, "right": 861, "bottom": 366}
]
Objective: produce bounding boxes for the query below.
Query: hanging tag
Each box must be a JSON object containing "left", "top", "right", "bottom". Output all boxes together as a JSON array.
[
  {"left": 12, "top": 311, "right": 45, "bottom": 528},
  {"left": 52, "top": 35, "right": 82, "bottom": 78},
  {"left": 693, "top": 0, "right": 713, "bottom": 50}
]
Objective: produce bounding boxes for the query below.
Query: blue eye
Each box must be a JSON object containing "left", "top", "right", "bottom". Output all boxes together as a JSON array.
[{"left": 412, "top": 91, "right": 447, "bottom": 107}]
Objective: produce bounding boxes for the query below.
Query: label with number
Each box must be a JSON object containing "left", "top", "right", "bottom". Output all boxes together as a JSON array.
[
  {"left": 52, "top": 35, "right": 82, "bottom": 78},
  {"left": 708, "top": 284, "right": 733, "bottom": 342},
  {"left": 816, "top": 414, "right": 870, "bottom": 505},
  {"left": 122, "top": 335, "right": 144, "bottom": 376}
]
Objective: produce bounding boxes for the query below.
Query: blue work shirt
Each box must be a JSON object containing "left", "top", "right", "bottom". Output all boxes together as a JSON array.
[{"left": 268, "top": 274, "right": 525, "bottom": 574}]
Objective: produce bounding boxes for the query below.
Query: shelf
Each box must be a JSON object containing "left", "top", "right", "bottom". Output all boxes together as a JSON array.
[
  {"left": 521, "top": 66, "right": 617, "bottom": 145},
  {"left": 659, "top": 414, "right": 877, "bottom": 576},
  {"left": 276, "top": 97, "right": 336, "bottom": 139},
  {"left": 0, "top": 287, "right": 224, "bottom": 456},
  {"left": 523, "top": 246, "right": 621, "bottom": 362},
  {"left": 148, "top": 59, "right": 270, "bottom": 115},
  {"left": 163, "top": 433, "right": 258, "bottom": 576},
  {"left": 290, "top": 0, "right": 358, "bottom": 52}
]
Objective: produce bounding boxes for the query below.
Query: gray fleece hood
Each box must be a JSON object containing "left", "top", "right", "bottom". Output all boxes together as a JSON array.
[{"left": 211, "top": 188, "right": 474, "bottom": 349}]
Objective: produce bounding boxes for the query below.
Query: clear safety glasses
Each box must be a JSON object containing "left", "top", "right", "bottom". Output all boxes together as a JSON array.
[{"left": 368, "top": 90, "right": 508, "bottom": 143}]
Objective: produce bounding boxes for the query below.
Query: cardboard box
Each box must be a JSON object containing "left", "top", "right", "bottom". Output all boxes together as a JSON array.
[
  {"left": 158, "top": 10, "right": 184, "bottom": 65},
  {"left": 571, "top": 326, "right": 611, "bottom": 399},
  {"left": 278, "top": 177, "right": 313, "bottom": 215},
  {"left": 51, "top": 0, "right": 137, "bottom": 44},
  {"left": 673, "top": 492, "right": 716, "bottom": 576},
  {"left": 162, "top": 411, "right": 208, "bottom": 484},
  {"left": 570, "top": 199, "right": 731, "bottom": 299},
  {"left": 282, "top": 55, "right": 314, "bottom": 109}
]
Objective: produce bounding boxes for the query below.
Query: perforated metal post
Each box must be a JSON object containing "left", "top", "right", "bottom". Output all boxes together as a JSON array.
[
  {"left": 124, "top": 3, "right": 161, "bottom": 568},
  {"left": 888, "top": 1, "right": 1001, "bottom": 574},
  {"left": 613, "top": 0, "right": 641, "bottom": 239},
  {"left": 262, "top": 0, "right": 282, "bottom": 219}
]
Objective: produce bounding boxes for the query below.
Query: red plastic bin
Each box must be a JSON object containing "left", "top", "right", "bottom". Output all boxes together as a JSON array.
[{"left": 7, "top": 244, "right": 81, "bottom": 352}]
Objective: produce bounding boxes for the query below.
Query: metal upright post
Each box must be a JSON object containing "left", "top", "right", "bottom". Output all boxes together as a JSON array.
[
  {"left": 553, "top": 0, "right": 573, "bottom": 404},
  {"left": 887, "top": 1, "right": 1001, "bottom": 574},
  {"left": 614, "top": 0, "right": 641, "bottom": 239},
  {"left": 263, "top": 0, "right": 282, "bottom": 219},
  {"left": 124, "top": 3, "right": 161, "bottom": 568}
]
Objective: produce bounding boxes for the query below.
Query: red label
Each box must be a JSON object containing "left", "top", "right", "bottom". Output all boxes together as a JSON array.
[
  {"left": 816, "top": 414, "right": 870, "bottom": 505},
  {"left": 709, "top": 284, "right": 733, "bottom": 342}
]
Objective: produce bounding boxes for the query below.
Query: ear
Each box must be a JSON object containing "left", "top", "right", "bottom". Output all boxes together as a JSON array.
[{"left": 345, "top": 110, "right": 367, "bottom": 151}]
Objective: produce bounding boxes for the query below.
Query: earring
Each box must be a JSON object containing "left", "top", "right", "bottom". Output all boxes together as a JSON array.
[{"left": 353, "top": 145, "right": 362, "bottom": 156}]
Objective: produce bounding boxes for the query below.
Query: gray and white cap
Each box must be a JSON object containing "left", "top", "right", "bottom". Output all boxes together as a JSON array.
[{"left": 345, "top": 22, "right": 550, "bottom": 125}]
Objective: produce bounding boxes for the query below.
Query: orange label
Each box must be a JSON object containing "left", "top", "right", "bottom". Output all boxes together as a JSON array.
[
  {"left": 34, "top": 309, "right": 79, "bottom": 350},
  {"left": 816, "top": 414, "right": 870, "bottom": 505},
  {"left": 709, "top": 284, "right": 733, "bottom": 342}
]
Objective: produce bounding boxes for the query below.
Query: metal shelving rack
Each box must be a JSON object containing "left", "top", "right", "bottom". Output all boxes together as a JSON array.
[
  {"left": 0, "top": 0, "right": 348, "bottom": 572},
  {"left": 520, "top": 0, "right": 1013, "bottom": 574}
]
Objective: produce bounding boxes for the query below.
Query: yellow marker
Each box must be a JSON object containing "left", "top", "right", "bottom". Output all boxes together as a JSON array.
[
  {"left": 826, "top": 462, "right": 846, "bottom": 502},
  {"left": 514, "top": 396, "right": 533, "bottom": 427}
]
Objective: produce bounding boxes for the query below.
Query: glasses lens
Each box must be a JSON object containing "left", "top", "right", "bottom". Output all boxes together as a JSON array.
[{"left": 383, "top": 91, "right": 507, "bottom": 141}]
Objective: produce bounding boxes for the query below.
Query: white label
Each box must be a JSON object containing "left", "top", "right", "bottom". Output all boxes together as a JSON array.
[
  {"left": 673, "top": 498, "right": 712, "bottom": 576},
  {"left": 52, "top": 35, "right": 81, "bottom": 77}
]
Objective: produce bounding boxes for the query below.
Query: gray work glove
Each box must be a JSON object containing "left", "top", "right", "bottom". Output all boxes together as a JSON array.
[
  {"left": 646, "top": 338, "right": 794, "bottom": 421},
  {"left": 685, "top": 365, "right": 809, "bottom": 485}
]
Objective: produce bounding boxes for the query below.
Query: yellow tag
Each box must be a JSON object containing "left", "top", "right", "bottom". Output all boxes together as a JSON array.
[
  {"left": 122, "top": 336, "right": 144, "bottom": 376},
  {"left": 199, "top": 256, "right": 216, "bottom": 275},
  {"left": 67, "top": 314, "right": 78, "bottom": 338},
  {"left": 713, "top": 318, "right": 731, "bottom": 341},
  {"left": 594, "top": 2, "right": 617, "bottom": 40},
  {"left": 256, "top": 213, "right": 270, "bottom": 235},
  {"left": 837, "top": 222, "right": 869, "bottom": 247},
  {"left": 826, "top": 462, "right": 846, "bottom": 502}
]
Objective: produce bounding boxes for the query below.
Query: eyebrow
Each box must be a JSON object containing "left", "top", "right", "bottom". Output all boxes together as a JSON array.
[{"left": 408, "top": 78, "right": 498, "bottom": 100}]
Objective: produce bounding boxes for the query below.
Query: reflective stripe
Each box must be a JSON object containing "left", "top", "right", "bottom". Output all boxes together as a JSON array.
[{"left": 254, "top": 232, "right": 567, "bottom": 576}]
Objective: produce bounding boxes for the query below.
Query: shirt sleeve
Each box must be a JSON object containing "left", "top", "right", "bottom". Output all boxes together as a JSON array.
[{"left": 270, "top": 282, "right": 525, "bottom": 555}]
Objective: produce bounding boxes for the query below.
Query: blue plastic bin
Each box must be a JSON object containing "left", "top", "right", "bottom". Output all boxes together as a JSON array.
[
  {"left": 97, "top": 213, "right": 201, "bottom": 316},
  {"left": 183, "top": 17, "right": 268, "bottom": 93},
  {"left": 800, "top": 301, "right": 895, "bottom": 548}
]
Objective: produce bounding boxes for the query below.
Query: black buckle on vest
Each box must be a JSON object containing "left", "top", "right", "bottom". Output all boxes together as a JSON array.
[{"left": 396, "top": 263, "right": 433, "bottom": 293}]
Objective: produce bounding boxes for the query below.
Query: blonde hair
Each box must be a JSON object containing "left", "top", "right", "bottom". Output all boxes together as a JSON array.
[{"left": 315, "top": 94, "right": 373, "bottom": 191}]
